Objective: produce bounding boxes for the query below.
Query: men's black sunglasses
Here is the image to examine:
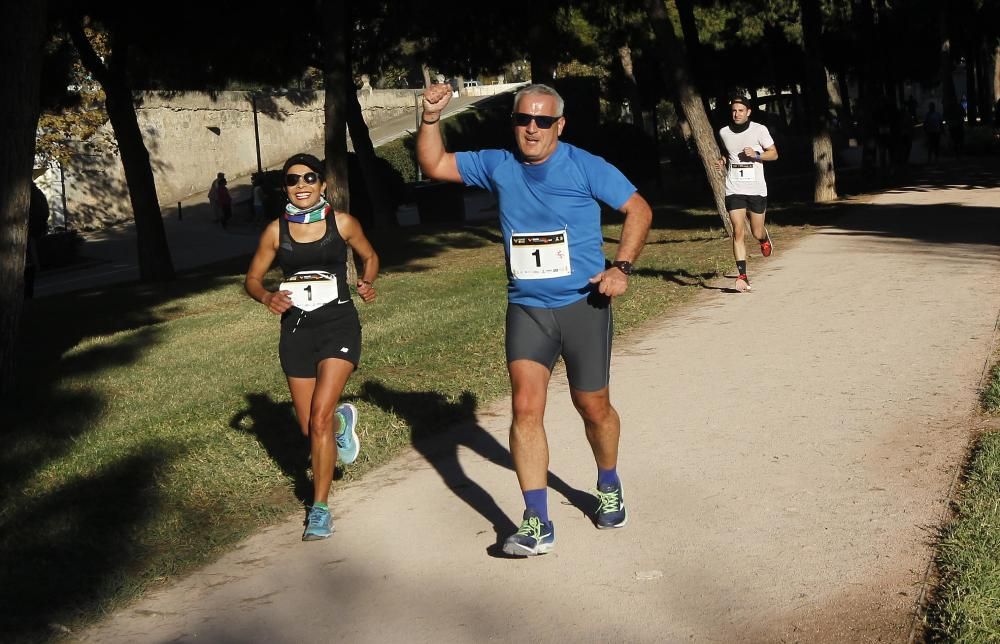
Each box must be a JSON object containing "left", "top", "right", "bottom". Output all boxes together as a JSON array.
[
  {"left": 511, "top": 112, "right": 561, "bottom": 129},
  {"left": 285, "top": 172, "right": 320, "bottom": 187}
]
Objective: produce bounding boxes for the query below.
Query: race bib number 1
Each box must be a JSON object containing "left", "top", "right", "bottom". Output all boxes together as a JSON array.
[
  {"left": 509, "top": 230, "right": 571, "bottom": 280},
  {"left": 279, "top": 271, "right": 339, "bottom": 311},
  {"left": 730, "top": 162, "right": 756, "bottom": 183}
]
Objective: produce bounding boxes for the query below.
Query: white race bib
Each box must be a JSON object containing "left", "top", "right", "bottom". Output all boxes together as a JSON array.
[
  {"left": 730, "top": 162, "right": 756, "bottom": 183},
  {"left": 279, "top": 270, "right": 340, "bottom": 311},
  {"left": 509, "top": 230, "right": 571, "bottom": 280}
]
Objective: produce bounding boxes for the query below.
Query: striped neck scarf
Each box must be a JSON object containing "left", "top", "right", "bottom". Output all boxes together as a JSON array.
[{"left": 284, "top": 196, "right": 331, "bottom": 224}]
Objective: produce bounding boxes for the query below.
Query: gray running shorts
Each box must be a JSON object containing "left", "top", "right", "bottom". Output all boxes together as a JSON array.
[{"left": 505, "top": 292, "right": 613, "bottom": 392}]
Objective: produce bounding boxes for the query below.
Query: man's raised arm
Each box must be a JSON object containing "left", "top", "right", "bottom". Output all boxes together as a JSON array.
[{"left": 416, "top": 83, "right": 462, "bottom": 183}]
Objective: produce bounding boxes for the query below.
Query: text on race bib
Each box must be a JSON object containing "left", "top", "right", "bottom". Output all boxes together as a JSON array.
[
  {"left": 509, "top": 230, "right": 571, "bottom": 280},
  {"left": 730, "top": 162, "right": 757, "bottom": 183},
  {"left": 279, "top": 270, "right": 340, "bottom": 311}
]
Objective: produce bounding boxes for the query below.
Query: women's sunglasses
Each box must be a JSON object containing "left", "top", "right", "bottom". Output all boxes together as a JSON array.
[
  {"left": 285, "top": 172, "right": 320, "bottom": 187},
  {"left": 511, "top": 113, "right": 561, "bottom": 129}
]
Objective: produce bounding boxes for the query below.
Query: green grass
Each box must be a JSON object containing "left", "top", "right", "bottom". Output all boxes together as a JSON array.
[
  {"left": 1, "top": 207, "right": 823, "bottom": 642},
  {"left": 981, "top": 363, "right": 1000, "bottom": 414},
  {"left": 925, "top": 362, "right": 1000, "bottom": 642}
]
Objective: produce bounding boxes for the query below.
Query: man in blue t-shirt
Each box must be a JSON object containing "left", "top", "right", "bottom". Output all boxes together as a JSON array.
[{"left": 418, "top": 83, "right": 653, "bottom": 556}]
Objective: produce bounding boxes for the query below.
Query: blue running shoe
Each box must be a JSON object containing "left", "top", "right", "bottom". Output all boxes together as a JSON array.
[
  {"left": 502, "top": 510, "right": 555, "bottom": 556},
  {"left": 595, "top": 481, "right": 628, "bottom": 529},
  {"left": 335, "top": 403, "right": 360, "bottom": 465},
  {"left": 302, "top": 505, "right": 334, "bottom": 541}
]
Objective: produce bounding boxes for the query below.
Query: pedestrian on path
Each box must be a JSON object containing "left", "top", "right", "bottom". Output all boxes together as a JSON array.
[
  {"left": 715, "top": 96, "right": 778, "bottom": 293},
  {"left": 216, "top": 178, "right": 233, "bottom": 229},
  {"left": 418, "top": 83, "right": 653, "bottom": 556},
  {"left": 252, "top": 177, "right": 266, "bottom": 221},
  {"left": 244, "top": 153, "right": 380, "bottom": 541},
  {"left": 208, "top": 171, "right": 225, "bottom": 222}
]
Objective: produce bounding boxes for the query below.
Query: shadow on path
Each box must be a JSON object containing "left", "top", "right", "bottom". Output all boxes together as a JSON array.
[{"left": 352, "top": 381, "right": 595, "bottom": 556}]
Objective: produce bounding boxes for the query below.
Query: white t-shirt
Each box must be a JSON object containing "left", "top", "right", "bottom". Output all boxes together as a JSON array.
[{"left": 718, "top": 121, "right": 774, "bottom": 197}]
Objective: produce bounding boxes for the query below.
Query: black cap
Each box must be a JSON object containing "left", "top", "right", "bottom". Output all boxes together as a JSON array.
[
  {"left": 282, "top": 153, "right": 325, "bottom": 178},
  {"left": 730, "top": 96, "right": 750, "bottom": 108}
]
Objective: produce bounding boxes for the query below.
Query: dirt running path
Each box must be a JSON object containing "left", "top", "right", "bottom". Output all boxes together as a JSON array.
[{"left": 76, "top": 170, "right": 1000, "bottom": 643}]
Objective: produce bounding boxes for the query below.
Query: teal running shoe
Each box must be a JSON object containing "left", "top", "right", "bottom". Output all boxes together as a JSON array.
[
  {"left": 502, "top": 510, "right": 555, "bottom": 556},
  {"left": 302, "top": 505, "right": 334, "bottom": 541},
  {"left": 335, "top": 403, "right": 360, "bottom": 465},
  {"left": 595, "top": 481, "right": 628, "bottom": 529}
]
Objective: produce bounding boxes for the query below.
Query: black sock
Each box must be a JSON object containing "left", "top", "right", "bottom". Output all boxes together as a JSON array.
[{"left": 736, "top": 260, "right": 747, "bottom": 276}]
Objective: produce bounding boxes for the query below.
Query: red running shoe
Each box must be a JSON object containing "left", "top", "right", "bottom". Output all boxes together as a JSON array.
[{"left": 760, "top": 229, "right": 773, "bottom": 257}]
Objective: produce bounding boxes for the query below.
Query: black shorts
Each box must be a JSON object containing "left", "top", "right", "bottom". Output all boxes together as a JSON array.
[
  {"left": 279, "top": 303, "right": 361, "bottom": 378},
  {"left": 725, "top": 194, "right": 768, "bottom": 214},
  {"left": 505, "top": 292, "right": 613, "bottom": 392}
]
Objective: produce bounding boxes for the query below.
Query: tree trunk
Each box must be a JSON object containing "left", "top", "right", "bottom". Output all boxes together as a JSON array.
[
  {"left": 104, "top": 83, "right": 175, "bottom": 281},
  {"left": 977, "top": 43, "right": 991, "bottom": 125},
  {"left": 0, "top": 0, "right": 46, "bottom": 398},
  {"left": 321, "top": 0, "right": 356, "bottom": 283},
  {"left": 617, "top": 44, "right": 644, "bottom": 129},
  {"left": 854, "top": 0, "right": 877, "bottom": 165},
  {"left": 800, "top": 0, "right": 837, "bottom": 202},
  {"left": 837, "top": 71, "right": 853, "bottom": 123},
  {"left": 322, "top": 0, "right": 350, "bottom": 213},
  {"left": 939, "top": 5, "right": 959, "bottom": 119},
  {"left": 644, "top": 0, "right": 731, "bottom": 236},
  {"left": 70, "top": 21, "right": 174, "bottom": 283},
  {"left": 528, "top": 8, "right": 557, "bottom": 83},
  {"left": 344, "top": 26, "right": 393, "bottom": 229},
  {"left": 965, "top": 40, "right": 978, "bottom": 124},
  {"left": 994, "top": 44, "right": 1000, "bottom": 111},
  {"left": 421, "top": 63, "right": 432, "bottom": 89}
]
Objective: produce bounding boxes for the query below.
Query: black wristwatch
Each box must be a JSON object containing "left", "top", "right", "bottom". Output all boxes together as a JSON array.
[{"left": 611, "top": 260, "right": 635, "bottom": 276}]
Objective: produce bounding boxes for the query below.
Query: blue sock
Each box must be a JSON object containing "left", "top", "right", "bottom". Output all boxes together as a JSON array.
[
  {"left": 522, "top": 488, "right": 549, "bottom": 524},
  {"left": 597, "top": 467, "right": 620, "bottom": 488}
]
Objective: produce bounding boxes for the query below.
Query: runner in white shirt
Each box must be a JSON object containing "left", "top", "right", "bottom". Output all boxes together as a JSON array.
[{"left": 715, "top": 97, "right": 778, "bottom": 292}]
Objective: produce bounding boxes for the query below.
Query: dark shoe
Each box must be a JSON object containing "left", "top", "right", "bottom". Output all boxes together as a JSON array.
[
  {"left": 595, "top": 481, "right": 628, "bottom": 529},
  {"left": 502, "top": 510, "right": 555, "bottom": 556}
]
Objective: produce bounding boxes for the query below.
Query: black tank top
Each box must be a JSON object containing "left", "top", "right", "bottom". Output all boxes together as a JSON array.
[{"left": 278, "top": 216, "right": 351, "bottom": 315}]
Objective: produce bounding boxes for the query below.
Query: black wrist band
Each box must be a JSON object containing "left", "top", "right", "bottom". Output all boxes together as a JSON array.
[{"left": 422, "top": 117, "right": 440, "bottom": 125}]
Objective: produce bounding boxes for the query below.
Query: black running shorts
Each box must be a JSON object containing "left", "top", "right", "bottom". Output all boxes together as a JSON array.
[
  {"left": 725, "top": 194, "right": 768, "bottom": 214},
  {"left": 279, "top": 304, "right": 361, "bottom": 378},
  {"left": 505, "top": 292, "right": 613, "bottom": 392}
]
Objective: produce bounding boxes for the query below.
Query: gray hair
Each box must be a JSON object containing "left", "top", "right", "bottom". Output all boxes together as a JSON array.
[{"left": 513, "top": 84, "right": 565, "bottom": 117}]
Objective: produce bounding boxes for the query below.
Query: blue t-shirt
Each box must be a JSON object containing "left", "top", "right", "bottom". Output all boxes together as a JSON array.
[{"left": 456, "top": 143, "right": 636, "bottom": 308}]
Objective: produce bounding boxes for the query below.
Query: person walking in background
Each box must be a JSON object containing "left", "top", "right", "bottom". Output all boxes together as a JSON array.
[
  {"left": 24, "top": 183, "right": 50, "bottom": 298},
  {"left": 208, "top": 171, "right": 225, "bottom": 222},
  {"left": 252, "top": 177, "right": 266, "bottom": 222},
  {"left": 418, "top": 83, "right": 653, "bottom": 557},
  {"left": 217, "top": 177, "right": 233, "bottom": 229},
  {"left": 715, "top": 96, "right": 778, "bottom": 293},
  {"left": 244, "top": 153, "right": 379, "bottom": 541}
]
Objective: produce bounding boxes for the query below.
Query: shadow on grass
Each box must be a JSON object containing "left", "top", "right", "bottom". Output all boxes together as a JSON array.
[
  {"left": 352, "top": 381, "right": 595, "bottom": 556},
  {"left": 0, "top": 448, "right": 180, "bottom": 643},
  {"left": 636, "top": 267, "right": 723, "bottom": 290},
  {"left": 230, "top": 392, "right": 324, "bottom": 506}
]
